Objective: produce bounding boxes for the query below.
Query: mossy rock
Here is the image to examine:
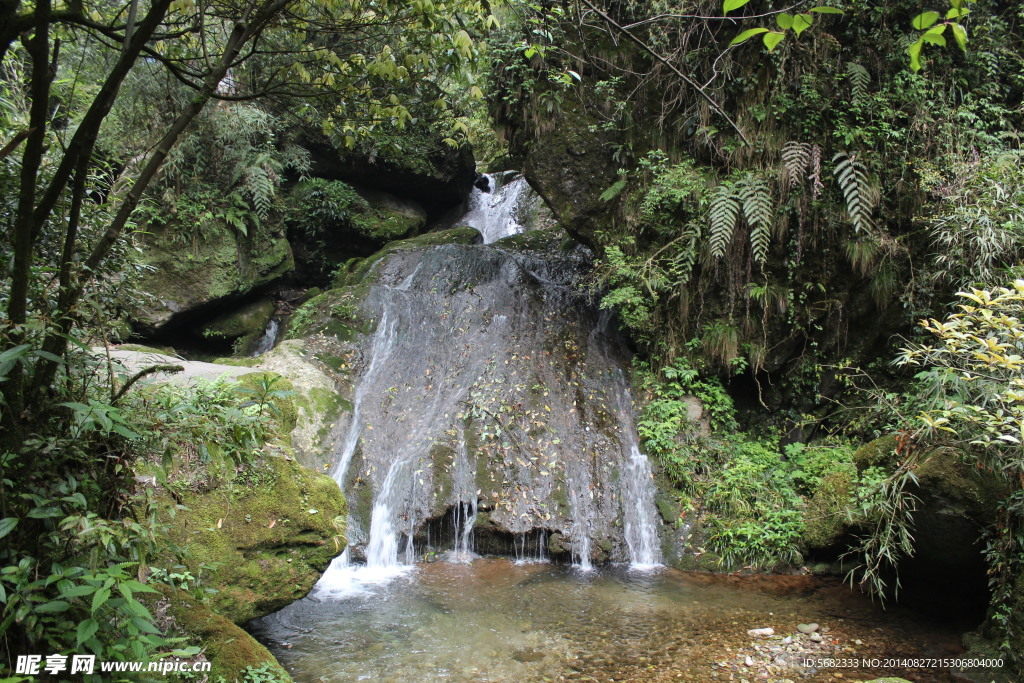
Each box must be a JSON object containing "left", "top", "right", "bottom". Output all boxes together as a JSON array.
[
  {"left": 801, "top": 470, "right": 855, "bottom": 550},
  {"left": 518, "top": 99, "right": 621, "bottom": 250},
  {"left": 852, "top": 434, "right": 900, "bottom": 471},
  {"left": 116, "top": 343, "right": 178, "bottom": 355},
  {"left": 253, "top": 340, "right": 348, "bottom": 470},
  {"left": 493, "top": 227, "right": 566, "bottom": 253},
  {"left": 159, "top": 587, "right": 292, "bottom": 682},
  {"left": 135, "top": 220, "right": 293, "bottom": 332},
  {"left": 213, "top": 357, "right": 261, "bottom": 367},
  {"left": 202, "top": 298, "right": 275, "bottom": 353},
  {"left": 160, "top": 454, "right": 346, "bottom": 623},
  {"left": 332, "top": 226, "right": 482, "bottom": 288}
]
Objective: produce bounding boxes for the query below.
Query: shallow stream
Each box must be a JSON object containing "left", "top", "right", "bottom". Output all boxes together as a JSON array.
[{"left": 251, "top": 559, "right": 966, "bottom": 682}]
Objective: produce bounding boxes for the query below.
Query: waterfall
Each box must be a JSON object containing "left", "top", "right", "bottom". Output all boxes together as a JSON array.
[
  {"left": 329, "top": 307, "right": 398, "bottom": 486},
  {"left": 251, "top": 319, "right": 279, "bottom": 356},
  {"left": 314, "top": 187, "right": 665, "bottom": 596},
  {"left": 621, "top": 440, "right": 663, "bottom": 569},
  {"left": 460, "top": 172, "right": 537, "bottom": 244},
  {"left": 365, "top": 460, "right": 407, "bottom": 569},
  {"left": 449, "top": 428, "right": 478, "bottom": 562},
  {"left": 614, "top": 372, "right": 663, "bottom": 569}
]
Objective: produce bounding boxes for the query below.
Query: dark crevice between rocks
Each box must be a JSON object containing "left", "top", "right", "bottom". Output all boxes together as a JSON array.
[
  {"left": 131, "top": 280, "right": 291, "bottom": 359},
  {"left": 804, "top": 527, "right": 991, "bottom": 635}
]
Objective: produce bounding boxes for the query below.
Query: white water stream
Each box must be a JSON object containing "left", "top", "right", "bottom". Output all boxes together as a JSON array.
[{"left": 315, "top": 172, "right": 662, "bottom": 597}]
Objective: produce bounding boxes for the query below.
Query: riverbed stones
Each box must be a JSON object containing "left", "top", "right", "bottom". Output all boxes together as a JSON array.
[
  {"left": 747, "top": 627, "right": 775, "bottom": 637},
  {"left": 797, "top": 622, "right": 820, "bottom": 634}
]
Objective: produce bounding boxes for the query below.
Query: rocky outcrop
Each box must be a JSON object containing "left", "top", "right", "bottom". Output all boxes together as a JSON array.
[
  {"left": 133, "top": 220, "right": 293, "bottom": 334},
  {"left": 253, "top": 340, "right": 350, "bottom": 470},
  {"left": 159, "top": 454, "right": 346, "bottom": 623},
  {"left": 302, "top": 128, "right": 475, "bottom": 215}
]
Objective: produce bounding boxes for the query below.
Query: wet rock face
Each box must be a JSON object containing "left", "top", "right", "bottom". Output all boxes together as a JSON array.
[{"left": 332, "top": 239, "right": 663, "bottom": 564}]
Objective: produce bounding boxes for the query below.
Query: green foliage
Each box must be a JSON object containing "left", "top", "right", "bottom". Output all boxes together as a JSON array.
[
  {"left": 131, "top": 376, "right": 289, "bottom": 485},
  {"left": 908, "top": 0, "right": 974, "bottom": 72},
  {"left": 898, "top": 281, "right": 1024, "bottom": 454},
  {"left": 925, "top": 153, "right": 1024, "bottom": 291},
  {"left": 636, "top": 357, "right": 871, "bottom": 570},
  {"left": 708, "top": 183, "right": 740, "bottom": 260},
  {"left": 0, "top": 340, "right": 283, "bottom": 668},
  {"left": 141, "top": 104, "right": 310, "bottom": 243},
  {"left": 832, "top": 152, "right": 877, "bottom": 235},
  {"left": 841, "top": 459, "right": 921, "bottom": 602}
]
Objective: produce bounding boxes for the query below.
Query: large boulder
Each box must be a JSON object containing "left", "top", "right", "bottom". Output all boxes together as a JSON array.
[
  {"left": 160, "top": 454, "right": 346, "bottom": 623},
  {"left": 253, "top": 340, "right": 351, "bottom": 471},
  {"left": 133, "top": 220, "right": 293, "bottom": 334}
]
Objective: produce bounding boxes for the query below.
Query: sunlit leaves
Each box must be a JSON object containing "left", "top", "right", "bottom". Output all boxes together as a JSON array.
[
  {"left": 899, "top": 280, "right": 1024, "bottom": 458},
  {"left": 729, "top": 27, "right": 767, "bottom": 46},
  {"left": 729, "top": 6, "right": 841, "bottom": 52},
  {"left": 791, "top": 13, "right": 813, "bottom": 36},
  {"left": 762, "top": 32, "right": 785, "bottom": 52},
  {"left": 723, "top": 0, "right": 752, "bottom": 15},
  {"left": 912, "top": 11, "right": 941, "bottom": 30},
  {"left": 907, "top": 0, "right": 974, "bottom": 72}
]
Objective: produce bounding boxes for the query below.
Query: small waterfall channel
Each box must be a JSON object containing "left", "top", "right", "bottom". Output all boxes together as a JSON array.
[
  {"left": 316, "top": 172, "right": 661, "bottom": 596},
  {"left": 459, "top": 171, "right": 538, "bottom": 243}
]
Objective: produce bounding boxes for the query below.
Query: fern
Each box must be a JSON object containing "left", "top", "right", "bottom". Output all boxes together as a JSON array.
[
  {"left": 847, "top": 62, "right": 871, "bottom": 103},
  {"left": 781, "top": 141, "right": 824, "bottom": 197},
  {"left": 781, "top": 141, "right": 812, "bottom": 189},
  {"left": 833, "top": 152, "right": 876, "bottom": 234},
  {"left": 708, "top": 183, "right": 740, "bottom": 259},
  {"left": 736, "top": 175, "right": 773, "bottom": 264},
  {"left": 600, "top": 178, "right": 627, "bottom": 202}
]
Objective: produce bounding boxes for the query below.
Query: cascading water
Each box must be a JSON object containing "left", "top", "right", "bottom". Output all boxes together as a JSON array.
[
  {"left": 448, "top": 428, "right": 478, "bottom": 562},
  {"left": 315, "top": 186, "right": 664, "bottom": 594},
  {"left": 460, "top": 172, "right": 539, "bottom": 244},
  {"left": 251, "top": 318, "right": 279, "bottom": 356},
  {"left": 606, "top": 368, "right": 664, "bottom": 569}
]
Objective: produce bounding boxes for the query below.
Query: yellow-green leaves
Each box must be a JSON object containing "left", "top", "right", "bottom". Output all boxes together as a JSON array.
[
  {"left": 791, "top": 13, "right": 813, "bottom": 36},
  {"left": 763, "top": 32, "right": 785, "bottom": 52},
  {"left": 723, "top": 0, "right": 752, "bottom": 15},
  {"left": 730, "top": 27, "right": 768, "bottom": 46},
  {"left": 900, "top": 280, "right": 1024, "bottom": 451},
  {"left": 912, "top": 11, "right": 941, "bottom": 30},
  {"left": 730, "top": 6, "right": 841, "bottom": 52},
  {"left": 908, "top": 0, "right": 973, "bottom": 72}
]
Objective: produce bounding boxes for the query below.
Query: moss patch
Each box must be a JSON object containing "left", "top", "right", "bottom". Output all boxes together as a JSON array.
[
  {"left": 333, "top": 226, "right": 482, "bottom": 288},
  {"left": 135, "top": 220, "right": 293, "bottom": 329},
  {"left": 213, "top": 357, "right": 261, "bottom": 367},
  {"left": 159, "top": 587, "right": 292, "bottom": 682},
  {"left": 801, "top": 470, "right": 855, "bottom": 550},
  {"left": 852, "top": 434, "right": 900, "bottom": 472},
  {"left": 159, "top": 455, "right": 346, "bottom": 623}
]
